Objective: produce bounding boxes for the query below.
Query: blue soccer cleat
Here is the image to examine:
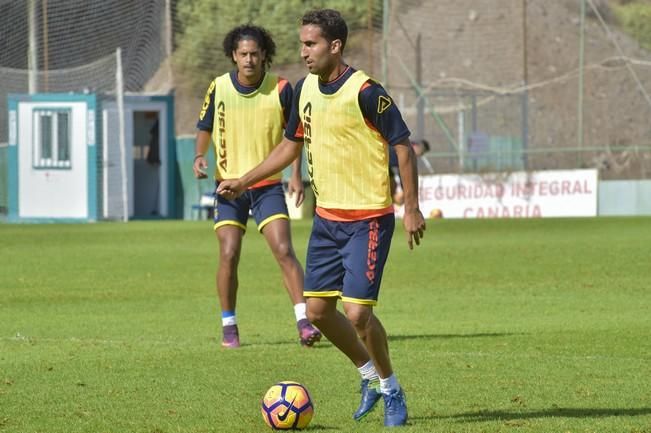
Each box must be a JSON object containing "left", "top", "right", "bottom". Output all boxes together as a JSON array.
[
  {"left": 353, "top": 378, "right": 382, "bottom": 420},
  {"left": 383, "top": 388, "right": 408, "bottom": 427}
]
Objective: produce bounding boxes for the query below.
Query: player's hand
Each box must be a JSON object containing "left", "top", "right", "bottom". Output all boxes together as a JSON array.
[
  {"left": 216, "top": 179, "right": 245, "bottom": 200},
  {"left": 193, "top": 156, "right": 208, "bottom": 179},
  {"left": 402, "top": 208, "right": 426, "bottom": 250},
  {"left": 287, "top": 175, "right": 305, "bottom": 207}
]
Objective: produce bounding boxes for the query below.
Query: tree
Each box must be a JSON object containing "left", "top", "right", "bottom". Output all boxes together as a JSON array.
[{"left": 174, "top": 0, "right": 376, "bottom": 89}]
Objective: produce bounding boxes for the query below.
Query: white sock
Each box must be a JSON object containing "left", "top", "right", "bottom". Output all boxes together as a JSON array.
[
  {"left": 222, "top": 315, "right": 237, "bottom": 327},
  {"left": 357, "top": 360, "right": 379, "bottom": 381},
  {"left": 380, "top": 374, "right": 400, "bottom": 395},
  {"left": 293, "top": 303, "right": 307, "bottom": 322}
]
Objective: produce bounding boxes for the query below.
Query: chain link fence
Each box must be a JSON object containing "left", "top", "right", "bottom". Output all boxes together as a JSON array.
[
  {"left": 382, "top": 0, "right": 651, "bottom": 179},
  {"left": 2, "top": 0, "right": 651, "bottom": 218}
]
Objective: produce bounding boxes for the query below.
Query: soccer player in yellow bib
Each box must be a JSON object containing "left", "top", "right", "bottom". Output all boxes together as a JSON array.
[
  {"left": 217, "top": 11, "right": 426, "bottom": 427},
  {"left": 193, "top": 25, "right": 321, "bottom": 349}
]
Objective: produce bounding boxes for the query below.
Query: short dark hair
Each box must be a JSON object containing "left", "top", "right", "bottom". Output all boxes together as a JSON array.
[
  {"left": 302, "top": 9, "right": 348, "bottom": 51},
  {"left": 222, "top": 24, "right": 276, "bottom": 67}
]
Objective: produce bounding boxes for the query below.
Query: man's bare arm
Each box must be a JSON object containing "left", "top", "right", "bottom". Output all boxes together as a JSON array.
[
  {"left": 217, "top": 138, "right": 303, "bottom": 198},
  {"left": 394, "top": 140, "right": 426, "bottom": 249}
]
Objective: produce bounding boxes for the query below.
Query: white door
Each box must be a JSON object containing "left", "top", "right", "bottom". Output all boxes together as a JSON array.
[{"left": 18, "top": 101, "right": 88, "bottom": 218}]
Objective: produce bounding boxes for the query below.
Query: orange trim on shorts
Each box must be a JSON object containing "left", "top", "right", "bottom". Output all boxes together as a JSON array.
[{"left": 315, "top": 206, "right": 394, "bottom": 222}]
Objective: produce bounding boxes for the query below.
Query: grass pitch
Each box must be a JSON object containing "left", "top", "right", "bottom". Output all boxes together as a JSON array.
[{"left": 1, "top": 217, "right": 650, "bottom": 433}]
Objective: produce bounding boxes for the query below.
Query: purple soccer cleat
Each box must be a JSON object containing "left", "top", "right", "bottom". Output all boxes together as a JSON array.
[
  {"left": 297, "top": 319, "right": 322, "bottom": 347},
  {"left": 221, "top": 324, "right": 240, "bottom": 348}
]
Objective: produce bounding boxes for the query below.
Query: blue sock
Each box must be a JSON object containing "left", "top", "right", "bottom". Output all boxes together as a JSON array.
[{"left": 221, "top": 311, "right": 236, "bottom": 327}]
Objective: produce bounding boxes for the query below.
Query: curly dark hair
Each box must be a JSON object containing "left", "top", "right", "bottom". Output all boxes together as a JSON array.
[
  {"left": 222, "top": 24, "right": 276, "bottom": 68},
  {"left": 302, "top": 9, "right": 348, "bottom": 52}
]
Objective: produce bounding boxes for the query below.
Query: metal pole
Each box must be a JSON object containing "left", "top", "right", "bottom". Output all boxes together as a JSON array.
[
  {"left": 522, "top": 0, "right": 529, "bottom": 169},
  {"left": 522, "top": 89, "right": 529, "bottom": 170},
  {"left": 116, "top": 47, "right": 129, "bottom": 222},
  {"left": 416, "top": 33, "right": 424, "bottom": 140},
  {"left": 522, "top": 0, "right": 528, "bottom": 85},
  {"left": 577, "top": 0, "right": 586, "bottom": 165},
  {"left": 471, "top": 95, "right": 478, "bottom": 132},
  {"left": 42, "top": 0, "right": 49, "bottom": 92},
  {"left": 165, "top": 0, "right": 174, "bottom": 88},
  {"left": 368, "top": 0, "right": 374, "bottom": 75},
  {"left": 28, "top": 0, "right": 38, "bottom": 94},
  {"left": 381, "top": 0, "right": 389, "bottom": 85},
  {"left": 458, "top": 111, "right": 464, "bottom": 171}
]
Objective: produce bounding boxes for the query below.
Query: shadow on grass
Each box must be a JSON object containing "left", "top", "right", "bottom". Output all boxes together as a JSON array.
[
  {"left": 417, "top": 407, "right": 651, "bottom": 423},
  {"left": 388, "top": 332, "right": 520, "bottom": 342},
  {"left": 212, "top": 338, "right": 333, "bottom": 349},
  {"left": 223, "top": 332, "right": 517, "bottom": 348},
  {"left": 218, "top": 332, "right": 519, "bottom": 349},
  {"left": 306, "top": 424, "right": 343, "bottom": 430}
]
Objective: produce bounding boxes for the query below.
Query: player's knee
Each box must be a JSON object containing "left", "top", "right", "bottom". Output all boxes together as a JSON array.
[
  {"left": 271, "top": 241, "right": 292, "bottom": 260},
  {"left": 306, "top": 299, "right": 331, "bottom": 325},
  {"left": 306, "top": 307, "right": 327, "bottom": 326},
  {"left": 345, "top": 307, "right": 372, "bottom": 331},
  {"left": 306, "top": 308, "right": 320, "bottom": 325},
  {"left": 273, "top": 244, "right": 300, "bottom": 270},
  {"left": 219, "top": 244, "right": 241, "bottom": 265}
]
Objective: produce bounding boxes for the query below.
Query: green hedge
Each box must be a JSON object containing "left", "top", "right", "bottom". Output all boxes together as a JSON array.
[{"left": 613, "top": 1, "right": 651, "bottom": 51}]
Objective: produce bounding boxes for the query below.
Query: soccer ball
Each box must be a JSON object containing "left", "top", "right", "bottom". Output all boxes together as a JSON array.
[
  {"left": 261, "top": 381, "right": 314, "bottom": 430},
  {"left": 430, "top": 208, "right": 443, "bottom": 219}
]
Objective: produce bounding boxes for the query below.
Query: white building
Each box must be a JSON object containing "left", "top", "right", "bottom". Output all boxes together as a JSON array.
[{"left": 7, "top": 93, "right": 176, "bottom": 222}]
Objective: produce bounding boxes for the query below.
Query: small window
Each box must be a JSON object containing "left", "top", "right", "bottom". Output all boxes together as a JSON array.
[{"left": 33, "top": 109, "right": 72, "bottom": 169}]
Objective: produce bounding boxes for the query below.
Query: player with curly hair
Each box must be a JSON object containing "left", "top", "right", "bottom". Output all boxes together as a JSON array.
[{"left": 193, "top": 24, "right": 321, "bottom": 349}]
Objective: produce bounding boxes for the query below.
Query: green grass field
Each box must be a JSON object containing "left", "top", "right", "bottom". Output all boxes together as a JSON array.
[{"left": 1, "top": 217, "right": 650, "bottom": 433}]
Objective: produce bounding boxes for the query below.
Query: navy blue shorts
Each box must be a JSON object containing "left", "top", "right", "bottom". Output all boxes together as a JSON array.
[
  {"left": 213, "top": 182, "right": 289, "bottom": 232},
  {"left": 304, "top": 213, "right": 395, "bottom": 305}
]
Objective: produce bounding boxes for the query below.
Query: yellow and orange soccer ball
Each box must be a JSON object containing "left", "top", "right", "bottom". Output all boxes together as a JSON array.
[
  {"left": 430, "top": 208, "right": 443, "bottom": 219},
  {"left": 261, "top": 381, "right": 314, "bottom": 430}
]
